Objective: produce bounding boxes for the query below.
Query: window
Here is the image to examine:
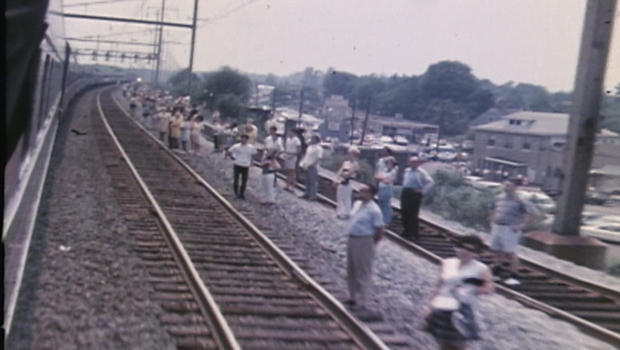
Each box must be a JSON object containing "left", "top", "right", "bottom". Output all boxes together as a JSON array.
[
  {"left": 504, "top": 136, "right": 513, "bottom": 149},
  {"left": 488, "top": 136, "right": 496, "bottom": 146},
  {"left": 523, "top": 137, "right": 531, "bottom": 150}
]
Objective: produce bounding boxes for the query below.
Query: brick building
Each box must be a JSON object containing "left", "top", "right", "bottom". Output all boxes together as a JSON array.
[{"left": 472, "top": 111, "right": 620, "bottom": 192}]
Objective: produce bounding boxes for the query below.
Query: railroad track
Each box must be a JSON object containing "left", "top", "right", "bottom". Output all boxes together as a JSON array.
[
  {"left": 94, "top": 87, "right": 395, "bottom": 349},
  {"left": 302, "top": 160, "right": 620, "bottom": 345},
  {"left": 199, "top": 120, "right": 620, "bottom": 344}
]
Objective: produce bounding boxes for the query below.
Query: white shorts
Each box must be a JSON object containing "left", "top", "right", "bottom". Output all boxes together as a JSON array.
[
  {"left": 489, "top": 224, "right": 521, "bottom": 253},
  {"left": 283, "top": 155, "right": 297, "bottom": 170}
]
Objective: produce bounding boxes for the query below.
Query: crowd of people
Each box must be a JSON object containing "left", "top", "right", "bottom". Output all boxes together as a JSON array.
[
  {"left": 124, "top": 84, "right": 542, "bottom": 350},
  {"left": 126, "top": 87, "right": 207, "bottom": 155}
]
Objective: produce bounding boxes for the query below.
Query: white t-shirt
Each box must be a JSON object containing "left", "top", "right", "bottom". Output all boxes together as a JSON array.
[
  {"left": 228, "top": 143, "right": 257, "bottom": 167},
  {"left": 285, "top": 136, "right": 301, "bottom": 154},
  {"left": 264, "top": 136, "right": 283, "bottom": 153},
  {"left": 299, "top": 144, "right": 323, "bottom": 169},
  {"left": 431, "top": 257, "right": 488, "bottom": 311}
]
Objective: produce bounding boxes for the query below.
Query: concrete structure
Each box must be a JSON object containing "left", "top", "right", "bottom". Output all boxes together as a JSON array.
[{"left": 471, "top": 111, "right": 620, "bottom": 193}]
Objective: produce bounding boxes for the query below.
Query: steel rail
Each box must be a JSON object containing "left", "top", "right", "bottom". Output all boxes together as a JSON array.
[
  {"left": 305, "top": 171, "right": 620, "bottom": 345},
  {"left": 96, "top": 89, "right": 241, "bottom": 350},
  {"left": 110, "top": 93, "right": 391, "bottom": 350}
]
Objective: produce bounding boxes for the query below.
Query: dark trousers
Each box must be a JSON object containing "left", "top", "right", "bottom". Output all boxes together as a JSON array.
[
  {"left": 233, "top": 165, "right": 249, "bottom": 197},
  {"left": 401, "top": 188, "right": 422, "bottom": 239}
]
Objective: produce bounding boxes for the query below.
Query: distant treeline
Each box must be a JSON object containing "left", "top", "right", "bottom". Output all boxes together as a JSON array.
[{"left": 165, "top": 61, "right": 620, "bottom": 135}]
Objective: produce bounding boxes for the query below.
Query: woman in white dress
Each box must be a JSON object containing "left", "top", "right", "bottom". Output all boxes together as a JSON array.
[
  {"left": 334, "top": 146, "right": 360, "bottom": 220},
  {"left": 190, "top": 115, "right": 204, "bottom": 155},
  {"left": 260, "top": 152, "right": 281, "bottom": 204}
]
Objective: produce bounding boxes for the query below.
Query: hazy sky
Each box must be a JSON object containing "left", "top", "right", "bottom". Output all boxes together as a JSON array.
[{"left": 63, "top": 0, "right": 620, "bottom": 92}]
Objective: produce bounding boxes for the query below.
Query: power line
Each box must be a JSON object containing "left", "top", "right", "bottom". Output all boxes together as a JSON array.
[
  {"left": 197, "top": 0, "right": 261, "bottom": 27},
  {"left": 64, "top": 0, "right": 139, "bottom": 7}
]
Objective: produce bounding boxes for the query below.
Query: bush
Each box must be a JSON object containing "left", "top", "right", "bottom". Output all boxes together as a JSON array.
[
  {"left": 423, "top": 170, "right": 495, "bottom": 231},
  {"left": 608, "top": 261, "right": 620, "bottom": 277},
  {"left": 321, "top": 153, "right": 374, "bottom": 185}
]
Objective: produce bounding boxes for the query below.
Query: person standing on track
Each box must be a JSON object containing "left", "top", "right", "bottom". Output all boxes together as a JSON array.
[
  {"left": 424, "top": 234, "right": 494, "bottom": 350},
  {"left": 180, "top": 114, "right": 191, "bottom": 152},
  {"left": 190, "top": 115, "right": 204, "bottom": 156},
  {"left": 260, "top": 153, "right": 281, "bottom": 205},
  {"left": 375, "top": 156, "right": 398, "bottom": 224},
  {"left": 263, "top": 126, "right": 283, "bottom": 157},
  {"left": 282, "top": 128, "right": 301, "bottom": 192},
  {"left": 226, "top": 134, "right": 257, "bottom": 200},
  {"left": 168, "top": 108, "right": 183, "bottom": 150},
  {"left": 345, "top": 184, "right": 385, "bottom": 321},
  {"left": 298, "top": 135, "right": 323, "bottom": 201},
  {"left": 400, "top": 156, "right": 434, "bottom": 241},
  {"left": 334, "top": 146, "right": 360, "bottom": 220},
  {"left": 489, "top": 179, "right": 541, "bottom": 286}
]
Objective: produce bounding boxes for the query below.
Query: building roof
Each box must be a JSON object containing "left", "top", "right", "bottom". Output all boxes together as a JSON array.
[
  {"left": 469, "top": 107, "right": 519, "bottom": 126},
  {"left": 369, "top": 114, "right": 438, "bottom": 129},
  {"left": 473, "top": 111, "right": 569, "bottom": 136}
]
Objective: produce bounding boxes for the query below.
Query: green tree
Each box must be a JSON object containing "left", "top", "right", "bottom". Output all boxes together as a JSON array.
[
  {"left": 201, "top": 67, "right": 251, "bottom": 107},
  {"left": 323, "top": 68, "right": 358, "bottom": 101},
  {"left": 167, "top": 68, "right": 201, "bottom": 97},
  {"left": 216, "top": 94, "right": 244, "bottom": 120},
  {"left": 420, "top": 61, "right": 478, "bottom": 102}
]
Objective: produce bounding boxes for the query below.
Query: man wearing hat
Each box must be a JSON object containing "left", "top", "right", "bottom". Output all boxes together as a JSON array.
[
  {"left": 244, "top": 118, "right": 258, "bottom": 145},
  {"left": 400, "top": 156, "right": 434, "bottom": 241}
]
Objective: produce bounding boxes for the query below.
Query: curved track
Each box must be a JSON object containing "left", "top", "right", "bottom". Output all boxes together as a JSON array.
[{"left": 95, "top": 87, "right": 390, "bottom": 350}]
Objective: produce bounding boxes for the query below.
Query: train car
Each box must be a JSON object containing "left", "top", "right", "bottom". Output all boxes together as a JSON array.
[{"left": 4, "top": 0, "right": 77, "bottom": 336}]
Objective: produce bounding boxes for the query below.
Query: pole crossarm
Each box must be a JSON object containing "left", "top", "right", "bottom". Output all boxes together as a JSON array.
[
  {"left": 64, "top": 37, "right": 159, "bottom": 47},
  {"left": 49, "top": 11, "right": 193, "bottom": 28}
]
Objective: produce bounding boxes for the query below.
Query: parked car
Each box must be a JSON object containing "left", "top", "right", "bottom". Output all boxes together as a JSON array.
[
  {"left": 393, "top": 135, "right": 409, "bottom": 145},
  {"left": 581, "top": 223, "right": 620, "bottom": 242},
  {"left": 518, "top": 189, "right": 556, "bottom": 214},
  {"left": 436, "top": 145, "right": 457, "bottom": 162}
]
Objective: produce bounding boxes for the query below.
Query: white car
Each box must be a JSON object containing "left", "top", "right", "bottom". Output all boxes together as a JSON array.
[
  {"left": 517, "top": 190, "right": 556, "bottom": 214},
  {"left": 393, "top": 135, "right": 409, "bottom": 145},
  {"left": 581, "top": 223, "right": 620, "bottom": 242}
]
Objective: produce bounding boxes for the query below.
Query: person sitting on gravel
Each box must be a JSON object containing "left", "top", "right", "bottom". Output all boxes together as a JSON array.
[
  {"left": 225, "top": 134, "right": 257, "bottom": 200},
  {"left": 489, "top": 179, "right": 541, "bottom": 286},
  {"left": 424, "top": 234, "right": 494, "bottom": 350},
  {"left": 344, "top": 184, "right": 385, "bottom": 321}
]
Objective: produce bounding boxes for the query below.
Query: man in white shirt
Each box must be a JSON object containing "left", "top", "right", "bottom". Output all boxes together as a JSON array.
[
  {"left": 226, "top": 134, "right": 257, "bottom": 199},
  {"left": 345, "top": 184, "right": 385, "bottom": 321},
  {"left": 263, "top": 126, "right": 283, "bottom": 157},
  {"left": 282, "top": 128, "right": 301, "bottom": 191},
  {"left": 298, "top": 135, "right": 323, "bottom": 200}
]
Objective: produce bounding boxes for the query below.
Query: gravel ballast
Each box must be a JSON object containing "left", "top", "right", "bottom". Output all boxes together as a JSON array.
[
  {"left": 8, "top": 89, "right": 176, "bottom": 349},
  {"left": 181, "top": 139, "right": 616, "bottom": 350},
  {"left": 116, "top": 90, "right": 618, "bottom": 349}
]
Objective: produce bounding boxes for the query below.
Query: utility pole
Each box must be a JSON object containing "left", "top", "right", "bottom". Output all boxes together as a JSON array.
[
  {"left": 187, "top": 0, "right": 199, "bottom": 95},
  {"left": 154, "top": 0, "right": 166, "bottom": 85},
  {"left": 552, "top": 0, "right": 617, "bottom": 236},
  {"left": 297, "top": 88, "right": 304, "bottom": 128},
  {"left": 359, "top": 95, "right": 372, "bottom": 146},
  {"left": 349, "top": 98, "right": 357, "bottom": 145}
]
